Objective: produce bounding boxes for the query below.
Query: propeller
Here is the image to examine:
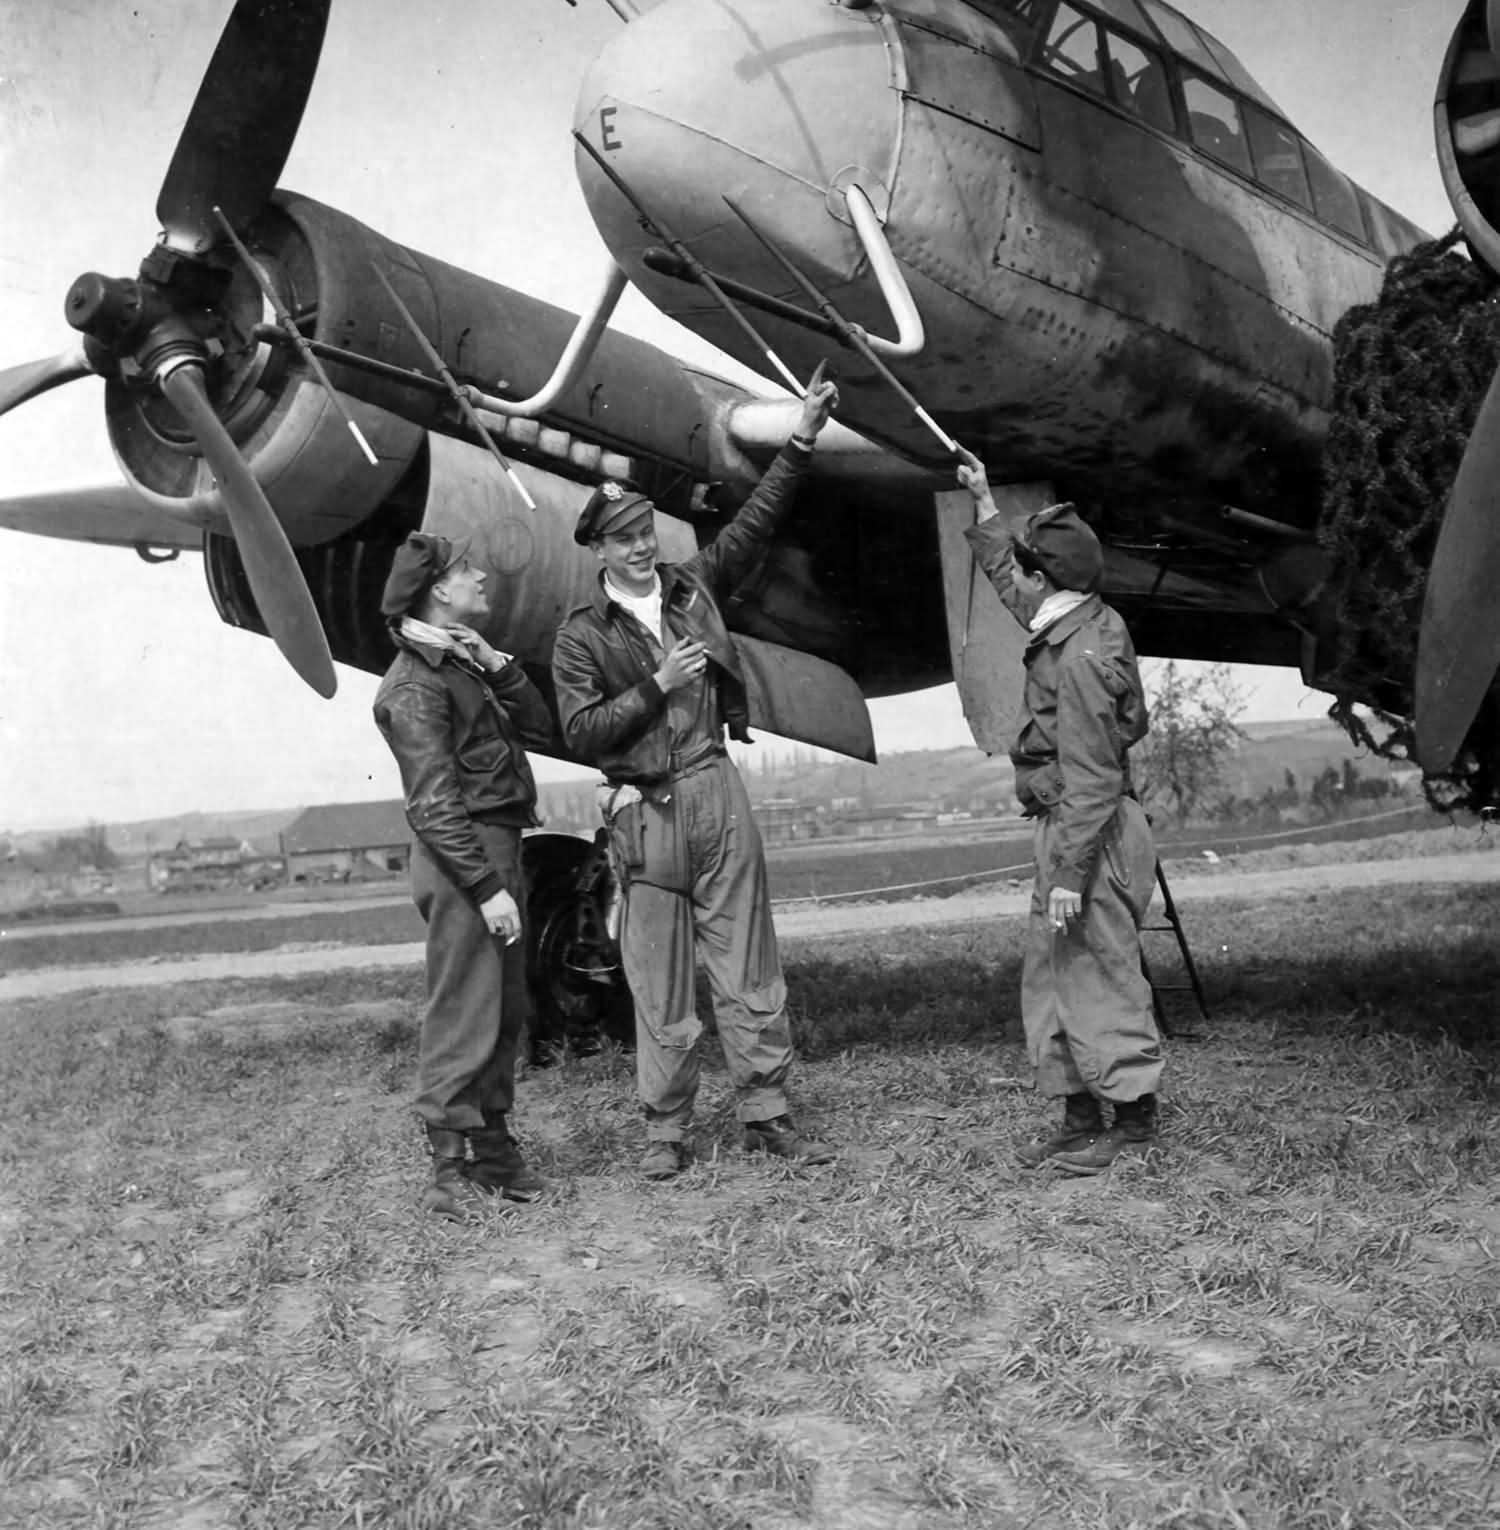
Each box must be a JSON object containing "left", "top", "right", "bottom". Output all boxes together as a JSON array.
[
  {"left": 0, "top": 345, "right": 99, "bottom": 418},
  {"left": 160, "top": 362, "right": 336, "bottom": 697},
  {"left": 1413, "top": 368, "right": 1500, "bottom": 773},
  {"left": 157, "top": 0, "right": 330, "bottom": 254},
  {"left": 1415, "top": 0, "right": 1500, "bottom": 773},
  {"left": 0, "top": 0, "right": 338, "bottom": 696}
]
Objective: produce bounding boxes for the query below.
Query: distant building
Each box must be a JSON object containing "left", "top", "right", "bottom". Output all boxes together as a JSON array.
[
  {"left": 281, "top": 800, "right": 411, "bottom": 883},
  {"left": 150, "top": 835, "right": 255, "bottom": 891},
  {"left": 830, "top": 804, "right": 939, "bottom": 838},
  {"left": 754, "top": 797, "right": 823, "bottom": 844}
]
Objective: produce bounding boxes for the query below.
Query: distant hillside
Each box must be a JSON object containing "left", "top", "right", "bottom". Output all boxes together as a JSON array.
[
  {"left": 7, "top": 716, "right": 1411, "bottom": 850},
  {"left": 731, "top": 715, "right": 1406, "bottom": 816},
  {"left": 5, "top": 808, "right": 303, "bottom": 859},
  {"left": 1218, "top": 717, "right": 1409, "bottom": 800}
]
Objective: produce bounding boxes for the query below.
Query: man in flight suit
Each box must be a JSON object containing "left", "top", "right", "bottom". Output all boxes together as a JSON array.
[
  {"left": 551, "top": 367, "right": 841, "bottom": 1181},
  {"left": 955, "top": 449, "right": 1162, "bottom": 1174},
  {"left": 374, "top": 533, "right": 554, "bottom": 1219}
]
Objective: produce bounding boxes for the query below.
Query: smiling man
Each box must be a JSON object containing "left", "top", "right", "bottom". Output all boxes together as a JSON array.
[
  {"left": 552, "top": 367, "right": 840, "bottom": 1181},
  {"left": 373, "top": 533, "right": 555, "bottom": 1221}
]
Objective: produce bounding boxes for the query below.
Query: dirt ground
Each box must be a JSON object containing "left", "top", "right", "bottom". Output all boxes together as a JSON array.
[{"left": 4, "top": 870, "right": 1498, "bottom": 1528}]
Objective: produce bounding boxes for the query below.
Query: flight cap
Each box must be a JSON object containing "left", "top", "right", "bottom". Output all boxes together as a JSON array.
[
  {"left": 380, "top": 532, "right": 467, "bottom": 617},
  {"left": 1018, "top": 503, "right": 1104, "bottom": 593},
  {"left": 574, "top": 480, "right": 655, "bottom": 545}
]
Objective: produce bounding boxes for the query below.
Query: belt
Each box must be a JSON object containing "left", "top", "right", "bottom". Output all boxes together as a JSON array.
[{"left": 669, "top": 744, "right": 726, "bottom": 781}]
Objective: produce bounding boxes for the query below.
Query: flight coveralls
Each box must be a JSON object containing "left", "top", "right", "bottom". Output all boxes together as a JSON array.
[
  {"left": 965, "top": 518, "right": 1162, "bottom": 1103},
  {"left": 551, "top": 445, "right": 812, "bottom": 1142},
  {"left": 373, "top": 630, "right": 554, "bottom": 1131}
]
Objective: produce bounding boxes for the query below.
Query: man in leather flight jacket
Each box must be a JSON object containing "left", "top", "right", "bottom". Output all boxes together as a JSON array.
[
  {"left": 373, "top": 532, "right": 554, "bottom": 1221},
  {"left": 551, "top": 367, "right": 841, "bottom": 1182},
  {"left": 956, "top": 449, "right": 1163, "bottom": 1176}
]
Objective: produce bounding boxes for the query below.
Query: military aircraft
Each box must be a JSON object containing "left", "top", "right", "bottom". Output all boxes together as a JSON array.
[{"left": 0, "top": 0, "right": 1495, "bottom": 1043}]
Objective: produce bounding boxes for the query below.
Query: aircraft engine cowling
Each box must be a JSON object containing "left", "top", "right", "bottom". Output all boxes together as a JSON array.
[
  {"left": 106, "top": 189, "right": 726, "bottom": 557},
  {"left": 205, "top": 428, "right": 699, "bottom": 693},
  {"left": 103, "top": 199, "right": 428, "bottom": 552}
]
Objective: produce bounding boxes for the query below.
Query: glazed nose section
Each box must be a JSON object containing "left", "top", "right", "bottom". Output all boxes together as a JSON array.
[{"left": 574, "top": 0, "right": 898, "bottom": 320}]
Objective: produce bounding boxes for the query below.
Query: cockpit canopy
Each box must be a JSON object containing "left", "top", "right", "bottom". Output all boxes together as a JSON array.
[
  {"left": 973, "top": 0, "right": 1279, "bottom": 115},
  {"left": 960, "top": 0, "right": 1423, "bottom": 254}
]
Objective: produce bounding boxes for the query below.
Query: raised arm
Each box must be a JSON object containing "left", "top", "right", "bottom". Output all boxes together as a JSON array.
[
  {"left": 445, "top": 621, "right": 556, "bottom": 750},
  {"left": 689, "top": 364, "right": 840, "bottom": 597},
  {"left": 956, "top": 445, "right": 1036, "bottom": 632}
]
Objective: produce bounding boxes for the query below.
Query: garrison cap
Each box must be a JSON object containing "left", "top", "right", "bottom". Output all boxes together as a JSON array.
[
  {"left": 1017, "top": 502, "right": 1104, "bottom": 593},
  {"left": 574, "top": 480, "right": 655, "bottom": 545},
  {"left": 379, "top": 532, "right": 465, "bottom": 617}
]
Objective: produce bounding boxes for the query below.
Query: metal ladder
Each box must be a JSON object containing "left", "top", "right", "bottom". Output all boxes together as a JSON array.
[{"left": 1140, "top": 859, "right": 1209, "bottom": 1039}]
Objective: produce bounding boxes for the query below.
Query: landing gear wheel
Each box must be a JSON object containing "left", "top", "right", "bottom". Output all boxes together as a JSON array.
[{"left": 521, "top": 831, "right": 633, "bottom": 1065}]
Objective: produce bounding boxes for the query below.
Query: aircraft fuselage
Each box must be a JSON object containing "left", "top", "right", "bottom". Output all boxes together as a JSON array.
[{"left": 576, "top": 0, "right": 1428, "bottom": 524}]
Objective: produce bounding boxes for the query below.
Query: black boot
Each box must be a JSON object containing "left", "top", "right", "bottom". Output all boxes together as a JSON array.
[
  {"left": 424, "top": 1127, "right": 488, "bottom": 1222},
  {"left": 743, "top": 1116, "right": 836, "bottom": 1164},
  {"left": 1052, "top": 1094, "right": 1159, "bottom": 1177},
  {"left": 468, "top": 1117, "right": 548, "bottom": 1203},
  {"left": 1015, "top": 1092, "right": 1103, "bottom": 1168}
]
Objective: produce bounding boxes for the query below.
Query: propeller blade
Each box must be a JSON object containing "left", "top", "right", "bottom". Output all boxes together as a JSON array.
[
  {"left": 156, "top": 0, "right": 331, "bottom": 253},
  {"left": 159, "top": 363, "right": 336, "bottom": 697},
  {"left": 1414, "top": 365, "right": 1500, "bottom": 772},
  {"left": 0, "top": 346, "right": 94, "bottom": 419}
]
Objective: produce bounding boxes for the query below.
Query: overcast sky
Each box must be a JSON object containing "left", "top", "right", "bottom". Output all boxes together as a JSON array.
[{"left": 0, "top": 0, "right": 1468, "bottom": 830}]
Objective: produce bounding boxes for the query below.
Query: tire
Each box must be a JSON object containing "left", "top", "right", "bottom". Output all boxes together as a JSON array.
[{"left": 521, "top": 831, "right": 634, "bottom": 1064}]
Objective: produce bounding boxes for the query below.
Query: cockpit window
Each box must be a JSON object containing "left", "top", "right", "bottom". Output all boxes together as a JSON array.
[
  {"left": 1102, "top": 31, "right": 1176, "bottom": 133},
  {"left": 1303, "top": 144, "right": 1368, "bottom": 243},
  {"left": 1183, "top": 74, "right": 1251, "bottom": 176},
  {"left": 1243, "top": 105, "right": 1312, "bottom": 211},
  {"left": 1040, "top": 3, "right": 1106, "bottom": 96},
  {"left": 973, "top": 0, "right": 1051, "bottom": 24},
  {"left": 1139, "top": 1, "right": 1220, "bottom": 78},
  {"left": 1088, "top": 0, "right": 1153, "bottom": 36},
  {"left": 1197, "top": 32, "right": 1280, "bottom": 115}
]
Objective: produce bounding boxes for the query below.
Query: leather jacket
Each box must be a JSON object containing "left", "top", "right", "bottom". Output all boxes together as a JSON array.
[
  {"left": 552, "top": 442, "right": 811, "bottom": 787},
  {"left": 373, "top": 631, "right": 553, "bottom": 904}
]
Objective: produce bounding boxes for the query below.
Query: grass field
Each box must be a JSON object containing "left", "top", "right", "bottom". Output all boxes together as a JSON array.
[{"left": 2, "top": 877, "right": 1499, "bottom": 1528}]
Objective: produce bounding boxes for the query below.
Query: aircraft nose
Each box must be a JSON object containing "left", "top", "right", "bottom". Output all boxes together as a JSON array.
[{"left": 574, "top": 0, "right": 899, "bottom": 346}]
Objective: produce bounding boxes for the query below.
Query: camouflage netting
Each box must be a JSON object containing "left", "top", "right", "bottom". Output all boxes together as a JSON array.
[{"left": 1318, "top": 229, "right": 1500, "bottom": 814}]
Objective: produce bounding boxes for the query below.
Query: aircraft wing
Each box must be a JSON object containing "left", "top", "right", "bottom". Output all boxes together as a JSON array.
[{"left": 0, "top": 484, "right": 202, "bottom": 552}]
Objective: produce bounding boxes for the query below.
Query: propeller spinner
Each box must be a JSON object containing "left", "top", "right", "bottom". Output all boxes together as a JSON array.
[{"left": 0, "top": 0, "right": 336, "bottom": 697}]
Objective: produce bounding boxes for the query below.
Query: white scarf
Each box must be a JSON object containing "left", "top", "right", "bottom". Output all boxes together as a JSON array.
[
  {"left": 1029, "top": 590, "right": 1090, "bottom": 634},
  {"left": 399, "top": 615, "right": 458, "bottom": 652},
  {"left": 604, "top": 572, "right": 665, "bottom": 645}
]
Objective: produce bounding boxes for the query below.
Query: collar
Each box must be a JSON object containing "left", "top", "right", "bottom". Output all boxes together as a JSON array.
[
  {"left": 1028, "top": 589, "right": 1090, "bottom": 634},
  {"left": 603, "top": 569, "right": 663, "bottom": 610},
  {"left": 1026, "top": 592, "right": 1104, "bottom": 651},
  {"left": 390, "top": 621, "right": 481, "bottom": 673},
  {"left": 590, "top": 562, "right": 679, "bottom": 618}
]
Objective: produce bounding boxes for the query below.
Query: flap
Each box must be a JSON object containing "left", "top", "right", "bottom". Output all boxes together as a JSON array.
[
  {"left": 733, "top": 635, "right": 876, "bottom": 763},
  {"left": 934, "top": 484, "right": 1054, "bottom": 755}
]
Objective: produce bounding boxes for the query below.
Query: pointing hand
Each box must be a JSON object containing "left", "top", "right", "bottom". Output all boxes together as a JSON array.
[{"left": 794, "top": 360, "right": 839, "bottom": 440}]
